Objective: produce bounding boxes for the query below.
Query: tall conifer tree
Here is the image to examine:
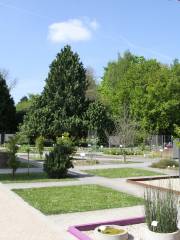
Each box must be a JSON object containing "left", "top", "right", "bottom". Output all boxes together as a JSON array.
[
  {"left": 0, "top": 73, "right": 16, "bottom": 136},
  {"left": 21, "top": 45, "right": 88, "bottom": 139}
]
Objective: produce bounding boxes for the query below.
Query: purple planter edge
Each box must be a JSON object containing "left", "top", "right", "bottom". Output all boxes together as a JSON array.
[
  {"left": 68, "top": 226, "right": 92, "bottom": 240},
  {"left": 68, "top": 216, "right": 145, "bottom": 240}
]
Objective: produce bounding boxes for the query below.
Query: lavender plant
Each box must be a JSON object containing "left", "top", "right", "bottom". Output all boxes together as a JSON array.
[{"left": 144, "top": 185, "right": 179, "bottom": 233}]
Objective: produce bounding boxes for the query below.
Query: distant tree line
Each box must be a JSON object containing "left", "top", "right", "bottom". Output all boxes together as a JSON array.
[
  {"left": 0, "top": 46, "right": 180, "bottom": 145},
  {"left": 99, "top": 51, "right": 180, "bottom": 139}
]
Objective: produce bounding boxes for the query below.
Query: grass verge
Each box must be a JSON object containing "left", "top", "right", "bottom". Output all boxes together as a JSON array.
[
  {"left": 84, "top": 168, "right": 164, "bottom": 178},
  {"left": 13, "top": 184, "right": 143, "bottom": 214},
  {"left": 0, "top": 172, "right": 77, "bottom": 183}
]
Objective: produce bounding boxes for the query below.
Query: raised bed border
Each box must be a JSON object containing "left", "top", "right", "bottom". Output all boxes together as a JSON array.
[
  {"left": 68, "top": 216, "right": 145, "bottom": 240},
  {"left": 127, "top": 175, "right": 180, "bottom": 195}
]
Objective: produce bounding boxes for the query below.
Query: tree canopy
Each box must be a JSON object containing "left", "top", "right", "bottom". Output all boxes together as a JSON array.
[
  {"left": 21, "top": 45, "right": 88, "bottom": 139},
  {"left": 19, "top": 49, "right": 180, "bottom": 143},
  {"left": 16, "top": 94, "right": 39, "bottom": 126},
  {"left": 99, "top": 51, "right": 180, "bottom": 135},
  {"left": 0, "top": 72, "right": 16, "bottom": 133},
  {"left": 85, "top": 101, "right": 114, "bottom": 144}
]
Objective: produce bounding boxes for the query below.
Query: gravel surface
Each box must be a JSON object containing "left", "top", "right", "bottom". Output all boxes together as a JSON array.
[
  {"left": 83, "top": 223, "right": 146, "bottom": 240},
  {"left": 139, "top": 178, "right": 180, "bottom": 192}
]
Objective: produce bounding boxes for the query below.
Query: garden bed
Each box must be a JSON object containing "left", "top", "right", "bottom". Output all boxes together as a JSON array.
[
  {"left": 68, "top": 216, "right": 145, "bottom": 240},
  {"left": 127, "top": 176, "right": 180, "bottom": 194}
]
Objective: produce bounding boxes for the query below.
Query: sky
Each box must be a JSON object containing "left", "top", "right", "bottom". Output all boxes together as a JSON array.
[{"left": 0, "top": 0, "right": 180, "bottom": 103}]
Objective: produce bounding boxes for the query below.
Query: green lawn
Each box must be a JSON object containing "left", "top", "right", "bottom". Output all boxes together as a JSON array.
[
  {"left": 84, "top": 168, "right": 164, "bottom": 178},
  {"left": 0, "top": 172, "right": 77, "bottom": 183},
  {"left": 14, "top": 184, "right": 143, "bottom": 214}
]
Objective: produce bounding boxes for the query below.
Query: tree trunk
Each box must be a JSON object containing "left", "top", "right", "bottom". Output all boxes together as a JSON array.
[
  {"left": 179, "top": 148, "right": 180, "bottom": 179},
  {"left": 12, "top": 169, "right": 15, "bottom": 178},
  {"left": 123, "top": 152, "right": 126, "bottom": 162},
  {"left": 123, "top": 146, "right": 126, "bottom": 162},
  {"left": 27, "top": 151, "right": 30, "bottom": 176},
  {"left": 0, "top": 132, "right": 5, "bottom": 144}
]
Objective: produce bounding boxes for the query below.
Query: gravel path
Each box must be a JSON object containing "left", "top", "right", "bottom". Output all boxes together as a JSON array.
[
  {"left": 0, "top": 183, "right": 75, "bottom": 240},
  {"left": 84, "top": 223, "right": 146, "bottom": 240},
  {"left": 0, "top": 155, "right": 179, "bottom": 240},
  {"left": 49, "top": 206, "right": 144, "bottom": 233},
  {"left": 139, "top": 178, "right": 180, "bottom": 192}
]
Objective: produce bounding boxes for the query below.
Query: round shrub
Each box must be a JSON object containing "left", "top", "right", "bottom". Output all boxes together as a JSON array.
[
  {"left": 44, "top": 134, "right": 74, "bottom": 178},
  {"left": 151, "top": 159, "right": 179, "bottom": 169}
]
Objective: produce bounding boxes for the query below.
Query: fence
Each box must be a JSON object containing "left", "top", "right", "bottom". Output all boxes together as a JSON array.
[{"left": 150, "top": 135, "right": 172, "bottom": 150}]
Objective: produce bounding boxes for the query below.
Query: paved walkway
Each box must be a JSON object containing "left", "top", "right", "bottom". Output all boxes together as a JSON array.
[
  {"left": 0, "top": 174, "right": 146, "bottom": 240},
  {"left": 0, "top": 155, "right": 178, "bottom": 240},
  {"left": 4, "top": 162, "right": 177, "bottom": 199},
  {"left": 0, "top": 181, "right": 144, "bottom": 240},
  {"left": 49, "top": 205, "right": 144, "bottom": 232},
  {"left": 0, "top": 183, "right": 73, "bottom": 240},
  {"left": 5, "top": 179, "right": 87, "bottom": 189},
  {"left": 0, "top": 167, "right": 43, "bottom": 174},
  {"left": 5, "top": 173, "right": 166, "bottom": 198}
]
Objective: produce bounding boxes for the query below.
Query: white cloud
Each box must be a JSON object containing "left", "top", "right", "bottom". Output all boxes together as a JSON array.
[
  {"left": 48, "top": 18, "right": 99, "bottom": 44},
  {"left": 89, "top": 19, "right": 99, "bottom": 30}
]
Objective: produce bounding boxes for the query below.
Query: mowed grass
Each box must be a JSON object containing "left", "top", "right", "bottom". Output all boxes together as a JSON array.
[
  {"left": 0, "top": 172, "right": 77, "bottom": 183},
  {"left": 84, "top": 168, "right": 164, "bottom": 178},
  {"left": 14, "top": 184, "right": 143, "bottom": 215}
]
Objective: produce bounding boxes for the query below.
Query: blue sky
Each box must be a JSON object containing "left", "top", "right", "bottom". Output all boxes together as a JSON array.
[{"left": 0, "top": 0, "right": 180, "bottom": 103}]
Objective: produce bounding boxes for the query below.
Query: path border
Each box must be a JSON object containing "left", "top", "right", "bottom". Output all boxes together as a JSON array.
[
  {"left": 68, "top": 216, "right": 145, "bottom": 240},
  {"left": 127, "top": 175, "right": 180, "bottom": 194}
]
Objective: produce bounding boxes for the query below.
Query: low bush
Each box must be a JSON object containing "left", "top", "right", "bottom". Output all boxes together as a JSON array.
[
  {"left": 103, "top": 148, "right": 144, "bottom": 156},
  {"left": 18, "top": 144, "right": 31, "bottom": 153},
  {"left": 44, "top": 133, "right": 75, "bottom": 178},
  {"left": 151, "top": 159, "right": 179, "bottom": 169},
  {"left": 6, "top": 135, "right": 20, "bottom": 177}
]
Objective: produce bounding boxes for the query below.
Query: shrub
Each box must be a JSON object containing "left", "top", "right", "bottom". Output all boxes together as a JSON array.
[
  {"left": 6, "top": 135, "right": 20, "bottom": 177},
  {"left": 17, "top": 144, "right": 29, "bottom": 153},
  {"left": 151, "top": 159, "right": 179, "bottom": 169},
  {"left": 56, "top": 132, "right": 73, "bottom": 145},
  {"left": 35, "top": 136, "right": 45, "bottom": 158},
  {"left": 44, "top": 134, "right": 75, "bottom": 178},
  {"left": 103, "top": 148, "right": 144, "bottom": 156},
  {"left": 144, "top": 186, "right": 178, "bottom": 233},
  {"left": 16, "top": 131, "right": 29, "bottom": 145},
  {"left": 76, "top": 138, "right": 88, "bottom": 147},
  {"left": 0, "top": 151, "right": 9, "bottom": 168}
]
